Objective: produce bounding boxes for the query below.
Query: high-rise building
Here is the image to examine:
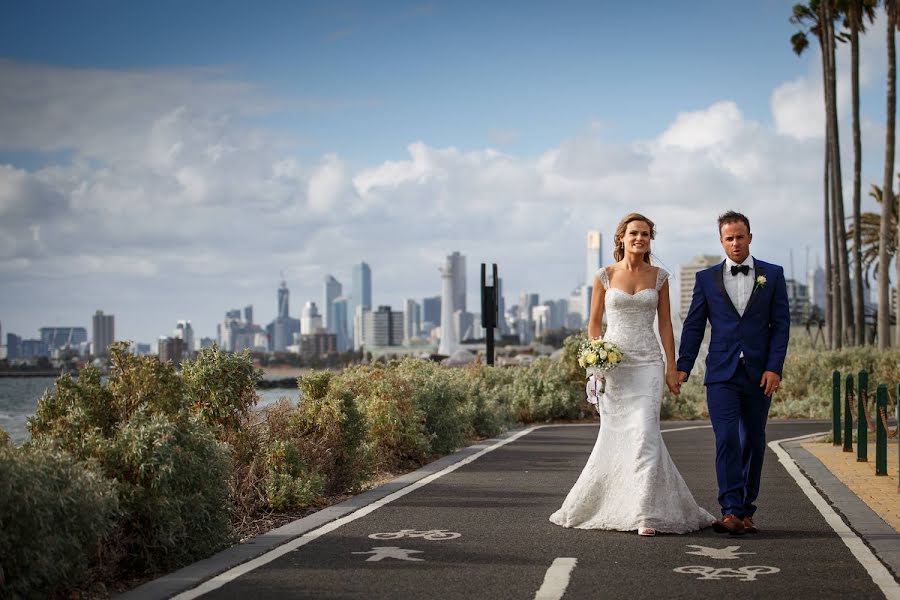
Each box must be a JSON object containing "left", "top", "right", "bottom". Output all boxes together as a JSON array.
[
  {"left": 299, "top": 332, "right": 338, "bottom": 359},
  {"left": 807, "top": 265, "right": 826, "bottom": 310},
  {"left": 244, "top": 305, "right": 253, "bottom": 325},
  {"left": 301, "top": 301, "right": 323, "bottom": 335},
  {"left": 495, "top": 277, "right": 507, "bottom": 334},
  {"left": 323, "top": 275, "right": 342, "bottom": 332},
  {"left": 158, "top": 336, "right": 185, "bottom": 366},
  {"left": 785, "top": 279, "right": 811, "bottom": 324},
  {"left": 277, "top": 280, "right": 290, "bottom": 319},
  {"left": 438, "top": 257, "right": 459, "bottom": 355},
  {"left": 92, "top": 310, "right": 115, "bottom": 358},
  {"left": 422, "top": 296, "right": 441, "bottom": 329},
  {"left": 352, "top": 262, "right": 372, "bottom": 311},
  {"left": 174, "top": 320, "right": 195, "bottom": 356},
  {"left": 449, "top": 251, "right": 466, "bottom": 313},
  {"left": 354, "top": 305, "right": 368, "bottom": 350},
  {"left": 453, "top": 310, "right": 475, "bottom": 341},
  {"left": 6, "top": 333, "right": 21, "bottom": 360},
  {"left": 679, "top": 255, "right": 722, "bottom": 319},
  {"left": 583, "top": 230, "right": 604, "bottom": 325},
  {"left": 364, "top": 306, "right": 404, "bottom": 347},
  {"left": 533, "top": 305, "right": 551, "bottom": 340},
  {"left": 332, "top": 297, "right": 350, "bottom": 352},
  {"left": 404, "top": 299, "right": 421, "bottom": 343}
]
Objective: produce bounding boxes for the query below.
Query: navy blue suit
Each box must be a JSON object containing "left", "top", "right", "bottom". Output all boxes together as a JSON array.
[{"left": 676, "top": 258, "right": 790, "bottom": 517}]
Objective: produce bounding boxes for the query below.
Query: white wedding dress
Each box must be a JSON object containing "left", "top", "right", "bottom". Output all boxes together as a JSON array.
[{"left": 549, "top": 267, "right": 714, "bottom": 533}]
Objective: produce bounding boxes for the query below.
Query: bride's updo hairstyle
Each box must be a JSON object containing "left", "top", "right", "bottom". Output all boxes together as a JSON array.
[{"left": 613, "top": 213, "right": 656, "bottom": 265}]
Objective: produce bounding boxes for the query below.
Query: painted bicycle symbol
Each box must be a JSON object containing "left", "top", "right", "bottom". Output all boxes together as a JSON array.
[
  {"left": 368, "top": 529, "right": 461, "bottom": 540},
  {"left": 673, "top": 565, "right": 780, "bottom": 581}
]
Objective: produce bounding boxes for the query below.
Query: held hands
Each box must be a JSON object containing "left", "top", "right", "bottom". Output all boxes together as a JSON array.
[
  {"left": 666, "top": 370, "right": 683, "bottom": 396},
  {"left": 760, "top": 371, "right": 781, "bottom": 396}
]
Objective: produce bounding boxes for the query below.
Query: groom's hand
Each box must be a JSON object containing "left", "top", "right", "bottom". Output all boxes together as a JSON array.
[{"left": 760, "top": 371, "right": 781, "bottom": 396}]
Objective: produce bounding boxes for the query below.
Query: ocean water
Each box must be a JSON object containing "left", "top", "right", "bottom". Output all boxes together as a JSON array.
[{"left": 0, "top": 377, "right": 299, "bottom": 444}]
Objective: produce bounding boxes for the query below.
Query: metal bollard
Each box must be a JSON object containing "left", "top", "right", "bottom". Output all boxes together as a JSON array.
[
  {"left": 843, "top": 373, "right": 853, "bottom": 452},
  {"left": 832, "top": 371, "right": 841, "bottom": 446},
  {"left": 875, "top": 384, "right": 887, "bottom": 476},
  {"left": 857, "top": 370, "right": 868, "bottom": 462}
]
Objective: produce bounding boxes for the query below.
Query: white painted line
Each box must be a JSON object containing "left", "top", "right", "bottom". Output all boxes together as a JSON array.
[
  {"left": 770, "top": 432, "right": 900, "bottom": 599},
  {"left": 534, "top": 557, "right": 578, "bottom": 600},
  {"left": 172, "top": 426, "right": 544, "bottom": 599}
]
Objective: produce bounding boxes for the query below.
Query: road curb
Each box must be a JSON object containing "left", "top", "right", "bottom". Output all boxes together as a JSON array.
[
  {"left": 783, "top": 438, "right": 900, "bottom": 581},
  {"left": 117, "top": 425, "right": 537, "bottom": 599}
]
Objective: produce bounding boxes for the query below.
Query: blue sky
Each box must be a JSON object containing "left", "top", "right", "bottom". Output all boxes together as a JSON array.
[{"left": 0, "top": 1, "right": 896, "bottom": 345}]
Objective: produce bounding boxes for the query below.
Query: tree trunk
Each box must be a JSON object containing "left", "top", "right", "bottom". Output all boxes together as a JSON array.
[
  {"left": 825, "top": 2, "right": 855, "bottom": 347},
  {"left": 823, "top": 3, "right": 845, "bottom": 348},
  {"left": 820, "top": 31, "right": 834, "bottom": 350},
  {"left": 851, "top": 8, "right": 866, "bottom": 345},
  {"left": 880, "top": 6, "right": 895, "bottom": 350}
]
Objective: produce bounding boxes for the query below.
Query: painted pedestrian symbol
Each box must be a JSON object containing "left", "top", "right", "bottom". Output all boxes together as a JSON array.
[
  {"left": 673, "top": 565, "right": 780, "bottom": 581},
  {"left": 684, "top": 545, "right": 756, "bottom": 560},
  {"left": 351, "top": 547, "right": 425, "bottom": 562},
  {"left": 369, "top": 529, "right": 461, "bottom": 540}
]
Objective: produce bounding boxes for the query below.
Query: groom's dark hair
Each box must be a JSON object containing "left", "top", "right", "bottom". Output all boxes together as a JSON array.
[{"left": 717, "top": 211, "right": 750, "bottom": 234}]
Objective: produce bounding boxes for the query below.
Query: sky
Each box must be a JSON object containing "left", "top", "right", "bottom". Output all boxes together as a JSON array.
[{"left": 0, "top": 0, "right": 897, "bottom": 345}]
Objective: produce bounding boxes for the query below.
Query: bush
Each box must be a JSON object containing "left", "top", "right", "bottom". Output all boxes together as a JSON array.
[
  {"left": 26, "top": 343, "right": 235, "bottom": 580},
  {"left": 393, "top": 358, "right": 470, "bottom": 454},
  {"left": 182, "top": 345, "right": 263, "bottom": 432},
  {"left": 513, "top": 358, "right": 587, "bottom": 422},
  {"left": 0, "top": 446, "right": 118, "bottom": 598},
  {"left": 263, "top": 440, "right": 325, "bottom": 511}
]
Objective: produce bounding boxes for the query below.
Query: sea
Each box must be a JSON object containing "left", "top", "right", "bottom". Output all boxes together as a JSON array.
[{"left": 0, "top": 377, "right": 300, "bottom": 444}]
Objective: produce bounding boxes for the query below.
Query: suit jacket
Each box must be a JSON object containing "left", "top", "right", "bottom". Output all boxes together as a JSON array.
[{"left": 676, "top": 257, "right": 790, "bottom": 385}]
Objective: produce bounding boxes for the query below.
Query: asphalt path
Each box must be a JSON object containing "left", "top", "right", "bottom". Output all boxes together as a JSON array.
[{"left": 198, "top": 421, "right": 892, "bottom": 599}]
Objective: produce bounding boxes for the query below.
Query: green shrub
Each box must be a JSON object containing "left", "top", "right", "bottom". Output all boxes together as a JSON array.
[
  {"left": 513, "top": 358, "right": 587, "bottom": 422},
  {"left": 393, "top": 358, "right": 470, "bottom": 454},
  {"left": 460, "top": 364, "right": 517, "bottom": 438},
  {"left": 263, "top": 440, "right": 325, "bottom": 511},
  {"left": 26, "top": 343, "right": 235, "bottom": 580},
  {"left": 0, "top": 446, "right": 118, "bottom": 598},
  {"left": 182, "top": 345, "right": 263, "bottom": 432}
]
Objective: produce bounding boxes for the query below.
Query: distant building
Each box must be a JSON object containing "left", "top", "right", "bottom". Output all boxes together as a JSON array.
[
  {"left": 679, "top": 255, "right": 722, "bottom": 319},
  {"left": 301, "top": 301, "right": 323, "bottom": 335},
  {"left": 404, "top": 299, "right": 421, "bottom": 343},
  {"left": 583, "top": 230, "right": 603, "bottom": 326},
  {"left": 332, "top": 296, "right": 351, "bottom": 352},
  {"left": 133, "top": 343, "right": 152, "bottom": 356},
  {"left": 350, "top": 262, "right": 372, "bottom": 345},
  {"left": 174, "top": 320, "right": 195, "bottom": 356},
  {"left": 244, "top": 305, "right": 254, "bottom": 325},
  {"left": 20, "top": 339, "right": 48, "bottom": 359},
  {"left": 323, "top": 275, "right": 342, "bottom": 333},
  {"left": 807, "top": 265, "right": 826, "bottom": 310},
  {"left": 785, "top": 278, "right": 811, "bottom": 324},
  {"left": 158, "top": 336, "right": 185, "bottom": 366},
  {"left": 277, "top": 280, "right": 290, "bottom": 319},
  {"left": 364, "top": 306, "right": 404, "bottom": 347},
  {"left": 449, "top": 251, "right": 466, "bottom": 313},
  {"left": 354, "top": 306, "right": 368, "bottom": 350},
  {"left": 6, "top": 333, "right": 21, "bottom": 360},
  {"left": 533, "top": 305, "right": 551, "bottom": 340},
  {"left": 199, "top": 337, "right": 215, "bottom": 350},
  {"left": 92, "top": 310, "right": 115, "bottom": 358},
  {"left": 39, "top": 327, "right": 88, "bottom": 352},
  {"left": 300, "top": 332, "right": 338, "bottom": 359},
  {"left": 422, "top": 296, "right": 441, "bottom": 331},
  {"left": 453, "top": 310, "right": 475, "bottom": 341}
]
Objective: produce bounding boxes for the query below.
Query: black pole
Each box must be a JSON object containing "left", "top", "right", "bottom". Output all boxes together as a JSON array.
[{"left": 481, "top": 263, "right": 497, "bottom": 365}]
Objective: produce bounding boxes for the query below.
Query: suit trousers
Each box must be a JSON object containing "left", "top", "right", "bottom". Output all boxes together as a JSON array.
[{"left": 706, "top": 361, "right": 771, "bottom": 517}]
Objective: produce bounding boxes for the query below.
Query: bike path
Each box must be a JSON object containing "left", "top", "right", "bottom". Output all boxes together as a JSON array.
[{"left": 191, "top": 422, "right": 894, "bottom": 599}]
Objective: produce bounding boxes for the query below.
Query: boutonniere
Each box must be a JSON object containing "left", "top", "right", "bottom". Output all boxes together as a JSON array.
[{"left": 754, "top": 274, "right": 767, "bottom": 291}]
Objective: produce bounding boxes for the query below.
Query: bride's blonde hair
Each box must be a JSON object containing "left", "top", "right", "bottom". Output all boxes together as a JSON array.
[{"left": 613, "top": 213, "right": 655, "bottom": 264}]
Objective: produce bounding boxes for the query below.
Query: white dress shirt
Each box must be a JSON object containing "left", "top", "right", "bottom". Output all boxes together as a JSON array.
[{"left": 724, "top": 256, "right": 754, "bottom": 317}]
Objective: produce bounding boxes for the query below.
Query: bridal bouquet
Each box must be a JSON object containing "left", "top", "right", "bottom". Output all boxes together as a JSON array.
[{"left": 578, "top": 338, "right": 624, "bottom": 407}]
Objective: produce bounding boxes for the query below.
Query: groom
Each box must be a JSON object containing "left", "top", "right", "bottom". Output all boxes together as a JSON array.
[{"left": 676, "top": 211, "right": 790, "bottom": 535}]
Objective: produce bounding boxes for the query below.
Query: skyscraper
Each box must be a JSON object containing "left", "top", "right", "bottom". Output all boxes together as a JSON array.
[
  {"left": 332, "top": 297, "right": 350, "bottom": 352},
  {"left": 301, "top": 301, "right": 323, "bottom": 334},
  {"left": 679, "top": 255, "right": 722, "bottom": 319},
  {"left": 352, "top": 262, "right": 372, "bottom": 311},
  {"left": 404, "top": 298, "right": 421, "bottom": 343},
  {"left": 422, "top": 296, "right": 441, "bottom": 330},
  {"left": 583, "top": 231, "right": 603, "bottom": 325},
  {"left": 807, "top": 264, "right": 826, "bottom": 310},
  {"left": 323, "top": 275, "right": 342, "bottom": 332},
  {"left": 364, "top": 306, "right": 404, "bottom": 347},
  {"left": 174, "top": 320, "right": 194, "bottom": 356},
  {"left": 449, "top": 251, "right": 466, "bottom": 313},
  {"left": 92, "top": 310, "right": 115, "bottom": 358},
  {"left": 277, "top": 279, "right": 290, "bottom": 319},
  {"left": 244, "top": 305, "right": 253, "bottom": 325}
]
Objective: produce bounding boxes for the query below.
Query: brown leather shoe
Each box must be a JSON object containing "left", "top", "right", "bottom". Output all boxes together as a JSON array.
[
  {"left": 742, "top": 516, "right": 758, "bottom": 534},
  {"left": 713, "top": 514, "right": 746, "bottom": 535}
]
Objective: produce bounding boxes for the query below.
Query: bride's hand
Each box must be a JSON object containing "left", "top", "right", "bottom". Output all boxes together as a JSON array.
[{"left": 665, "top": 370, "right": 681, "bottom": 396}]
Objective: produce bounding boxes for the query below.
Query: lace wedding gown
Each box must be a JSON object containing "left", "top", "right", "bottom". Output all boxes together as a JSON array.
[{"left": 549, "top": 267, "right": 714, "bottom": 533}]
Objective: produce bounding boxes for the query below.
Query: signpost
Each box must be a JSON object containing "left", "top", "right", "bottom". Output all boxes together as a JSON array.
[{"left": 480, "top": 263, "right": 499, "bottom": 365}]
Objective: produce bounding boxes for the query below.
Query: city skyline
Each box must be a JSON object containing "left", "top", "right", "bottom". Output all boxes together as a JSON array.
[{"left": 2, "top": 2, "right": 898, "bottom": 345}]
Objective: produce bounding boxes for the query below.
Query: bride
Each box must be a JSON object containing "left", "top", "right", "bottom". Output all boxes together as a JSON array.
[{"left": 549, "top": 213, "right": 714, "bottom": 537}]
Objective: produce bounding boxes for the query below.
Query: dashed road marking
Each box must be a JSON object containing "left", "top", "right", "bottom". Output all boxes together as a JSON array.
[{"left": 534, "top": 557, "right": 578, "bottom": 600}]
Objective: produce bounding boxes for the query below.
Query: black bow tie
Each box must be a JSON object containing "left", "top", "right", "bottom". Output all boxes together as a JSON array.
[{"left": 731, "top": 264, "right": 750, "bottom": 276}]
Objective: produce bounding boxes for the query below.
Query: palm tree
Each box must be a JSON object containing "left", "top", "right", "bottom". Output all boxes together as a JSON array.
[
  {"left": 843, "top": 1, "right": 878, "bottom": 345},
  {"left": 792, "top": 1, "right": 836, "bottom": 348},
  {"left": 881, "top": 1, "right": 899, "bottom": 348},
  {"left": 824, "top": 0, "right": 855, "bottom": 347},
  {"left": 848, "top": 183, "right": 898, "bottom": 287}
]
